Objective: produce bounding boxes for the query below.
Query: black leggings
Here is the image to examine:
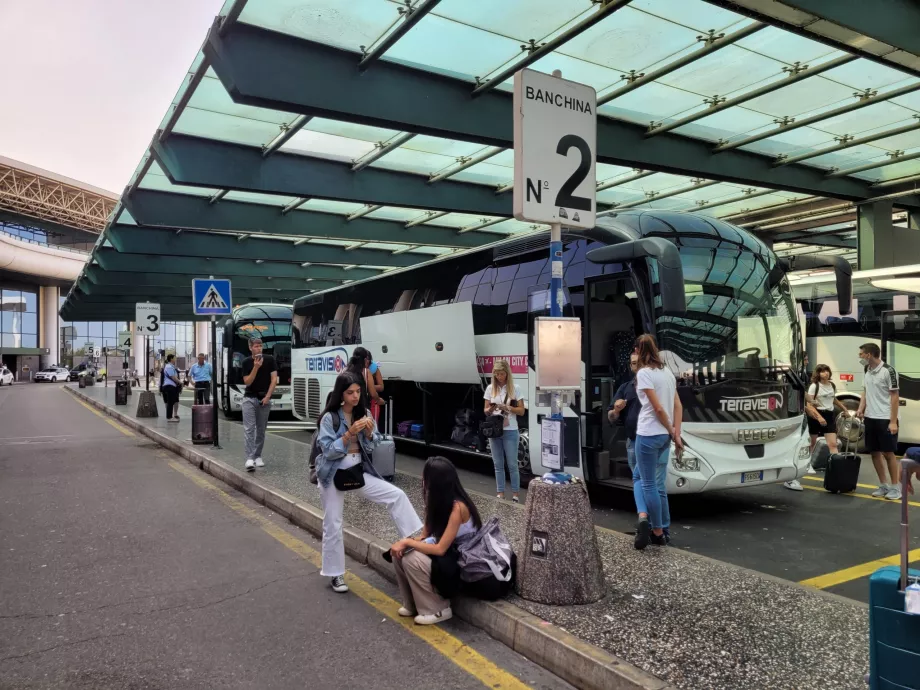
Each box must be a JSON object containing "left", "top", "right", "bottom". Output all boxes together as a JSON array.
[{"left": 163, "top": 386, "right": 180, "bottom": 418}]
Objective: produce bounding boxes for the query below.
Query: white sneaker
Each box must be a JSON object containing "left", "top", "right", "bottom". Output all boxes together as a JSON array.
[
  {"left": 254, "top": 457, "right": 264, "bottom": 468},
  {"left": 398, "top": 606, "right": 415, "bottom": 617},
  {"left": 784, "top": 480, "right": 803, "bottom": 491},
  {"left": 871, "top": 485, "right": 889, "bottom": 497},
  {"left": 886, "top": 486, "right": 902, "bottom": 501},
  {"left": 414, "top": 608, "right": 452, "bottom": 625},
  {"left": 330, "top": 575, "right": 348, "bottom": 593},
  {"left": 245, "top": 459, "right": 255, "bottom": 471},
  {"left": 167, "top": 417, "right": 179, "bottom": 423},
  {"left": 805, "top": 465, "right": 816, "bottom": 475}
]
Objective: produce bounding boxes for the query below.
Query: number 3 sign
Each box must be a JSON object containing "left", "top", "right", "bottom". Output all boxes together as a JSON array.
[
  {"left": 513, "top": 68, "right": 597, "bottom": 229},
  {"left": 135, "top": 302, "right": 161, "bottom": 336}
]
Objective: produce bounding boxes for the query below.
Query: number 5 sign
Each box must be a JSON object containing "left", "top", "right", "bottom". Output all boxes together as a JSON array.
[
  {"left": 135, "top": 302, "right": 160, "bottom": 336},
  {"left": 513, "top": 69, "right": 596, "bottom": 229}
]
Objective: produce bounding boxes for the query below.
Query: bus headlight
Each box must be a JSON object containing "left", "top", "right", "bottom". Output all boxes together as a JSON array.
[
  {"left": 796, "top": 444, "right": 812, "bottom": 467},
  {"left": 672, "top": 445, "right": 700, "bottom": 472}
]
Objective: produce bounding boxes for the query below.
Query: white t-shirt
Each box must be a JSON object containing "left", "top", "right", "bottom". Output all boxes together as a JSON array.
[
  {"left": 483, "top": 383, "right": 525, "bottom": 431},
  {"left": 808, "top": 381, "right": 836, "bottom": 411},
  {"left": 635, "top": 366, "right": 677, "bottom": 437}
]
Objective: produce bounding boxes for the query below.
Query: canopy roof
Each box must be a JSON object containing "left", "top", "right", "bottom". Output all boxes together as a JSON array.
[{"left": 62, "top": 0, "right": 920, "bottom": 321}]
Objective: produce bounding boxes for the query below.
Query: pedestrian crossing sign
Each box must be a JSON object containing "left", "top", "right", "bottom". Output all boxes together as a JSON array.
[{"left": 192, "top": 279, "right": 233, "bottom": 316}]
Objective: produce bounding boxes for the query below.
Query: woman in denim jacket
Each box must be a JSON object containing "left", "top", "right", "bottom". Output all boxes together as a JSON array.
[{"left": 316, "top": 372, "right": 422, "bottom": 593}]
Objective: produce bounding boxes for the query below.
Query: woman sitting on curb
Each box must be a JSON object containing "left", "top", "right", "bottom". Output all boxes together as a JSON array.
[
  {"left": 388, "top": 456, "right": 482, "bottom": 625},
  {"left": 316, "top": 372, "right": 422, "bottom": 594}
]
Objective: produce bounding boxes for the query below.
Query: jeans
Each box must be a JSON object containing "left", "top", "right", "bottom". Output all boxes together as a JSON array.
[
  {"left": 194, "top": 381, "right": 210, "bottom": 405},
  {"left": 489, "top": 429, "right": 520, "bottom": 494},
  {"left": 242, "top": 396, "right": 271, "bottom": 460},
  {"left": 634, "top": 433, "right": 671, "bottom": 530},
  {"left": 626, "top": 437, "right": 648, "bottom": 516}
]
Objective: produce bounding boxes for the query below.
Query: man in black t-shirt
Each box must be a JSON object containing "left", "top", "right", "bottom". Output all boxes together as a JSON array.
[{"left": 240, "top": 337, "right": 278, "bottom": 471}]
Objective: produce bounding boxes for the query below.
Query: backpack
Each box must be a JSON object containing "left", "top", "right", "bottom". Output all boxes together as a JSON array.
[
  {"left": 308, "top": 412, "right": 340, "bottom": 484},
  {"left": 457, "top": 516, "right": 515, "bottom": 585}
]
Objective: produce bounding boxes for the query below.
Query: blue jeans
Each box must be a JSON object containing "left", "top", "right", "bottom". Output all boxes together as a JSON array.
[
  {"left": 489, "top": 429, "right": 520, "bottom": 494},
  {"left": 634, "top": 434, "right": 671, "bottom": 530},
  {"left": 626, "top": 437, "right": 648, "bottom": 516}
]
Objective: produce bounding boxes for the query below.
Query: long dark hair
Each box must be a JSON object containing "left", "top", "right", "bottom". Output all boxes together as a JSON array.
[
  {"left": 422, "top": 456, "right": 482, "bottom": 538},
  {"left": 347, "top": 347, "right": 371, "bottom": 373},
  {"left": 636, "top": 334, "right": 663, "bottom": 370},
  {"left": 319, "top": 372, "right": 367, "bottom": 423},
  {"left": 811, "top": 364, "right": 836, "bottom": 392}
]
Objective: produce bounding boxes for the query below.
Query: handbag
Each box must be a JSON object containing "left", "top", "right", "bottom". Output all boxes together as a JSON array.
[
  {"left": 333, "top": 462, "right": 365, "bottom": 491},
  {"left": 480, "top": 414, "right": 504, "bottom": 439}
]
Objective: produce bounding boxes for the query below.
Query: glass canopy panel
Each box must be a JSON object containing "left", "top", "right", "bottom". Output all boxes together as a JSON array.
[
  {"left": 630, "top": 0, "right": 745, "bottom": 34},
  {"left": 596, "top": 163, "right": 640, "bottom": 181},
  {"left": 301, "top": 199, "right": 366, "bottom": 215},
  {"left": 813, "top": 96, "right": 919, "bottom": 136},
  {"left": 742, "top": 75, "right": 857, "bottom": 119},
  {"left": 451, "top": 162, "right": 515, "bottom": 187},
  {"left": 138, "top": 162, "right": 218, "bottom": 197},
  {"left": 709, "top": 194, "right": 808, "bottom": 218},
  {"left": 280, "top": 129, "right": 378, "bottom": 162},
  {"left": 802, "top": 145, "right": 891, "bottom": 171},
  {"left": 367, "top": 147, "right": 461, "bottom": 177},
  {"left": 433, "top": 0, "right": 590, "bottom": 44},
  {"left": 223, "top": 190, "right": 299, "bottom": 207},
  {"left": 363, "top": 207, "right": 425, "bottom": 223},
  {"left": 174, "top": 108, "right": 284, "bottom": 148},
  {"left": 304, "top": 118, "right": 403, "bottom": 146},
  {"left": 734, "top": 26, "right": 840, "bottom": 64},
  {"left": 599, "top": 82, "right": 709, "bottom": 125},
  {"left": 872, "top": 128, "right": 920, "bottom": 152},
  {"left": 189, "top": 75, "right": 293, "bottom": 126},
  {"left": 673, "top": 109, "right": 779, "bottom": 144},
  {"left": 864, "top": 156, "right": 920, "bottom": 183},
  {"left": 597, "top": 188, "right": 648, "bottom": 206}
]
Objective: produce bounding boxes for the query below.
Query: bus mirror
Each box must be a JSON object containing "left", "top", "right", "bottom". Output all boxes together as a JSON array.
[
  {"left": 778, "top": 254, "right": 852, "bottom": 316},
  {"left": 586, "top": 237, "right": 686, "bottom": 316}
]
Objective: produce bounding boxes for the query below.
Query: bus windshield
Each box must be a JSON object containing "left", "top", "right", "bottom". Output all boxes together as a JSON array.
[
  {"left": 229, "top": 306, "right": 293, "bottom": 386},
  {"left": 654, "top": 246, "right": 801, "bottom": 384}
]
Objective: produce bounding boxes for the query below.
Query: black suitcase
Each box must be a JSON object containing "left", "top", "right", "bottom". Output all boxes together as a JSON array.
[{"left": 824, "top": 417, "right": 861, "bottom": 493}]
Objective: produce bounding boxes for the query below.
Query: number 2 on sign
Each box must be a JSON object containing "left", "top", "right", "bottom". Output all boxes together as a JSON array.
[{"left": 555, "top": 134, "right": 592, "bottom": 212}]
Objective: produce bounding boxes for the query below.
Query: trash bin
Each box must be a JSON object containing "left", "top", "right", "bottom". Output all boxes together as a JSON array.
[
  {"left": 78, "top": 375, "right": 87, "bottom": 389},
  {"left": 115, "top": 379, "right": 128, "bottom": 406},
  {"left": 191, "top": 404, "right": 213, "bottom": 445}
]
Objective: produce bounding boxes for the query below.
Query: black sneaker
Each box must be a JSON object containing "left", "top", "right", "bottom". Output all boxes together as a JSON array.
[
  {"left": 634, "top": 518, "right": 650, "bottom": 550},
  {"left": 650, "top": 533, "right": 667, "bottom": 546},
  {"left": 330, "top": 575, "right": 348, "bottom": 593},
  {"left": 663, "top": 528, "right": 671, "bottom": 545}
]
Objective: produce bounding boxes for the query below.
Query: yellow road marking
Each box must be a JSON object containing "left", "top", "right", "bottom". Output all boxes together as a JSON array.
[
  {"left": 801, "top": 475, "right": 877, "bottom": 490},
  {"left": 800, "top": 548, "right": 920, "bottom": 589},
  {"left": 71, "top": 397, "right": 134, "bottom": 437},
  {"left": 801, "top": 483, "right": 920, "bottom": 508},
  {"left": 164, "top": 457, "right": 530, "bottom": 690}
]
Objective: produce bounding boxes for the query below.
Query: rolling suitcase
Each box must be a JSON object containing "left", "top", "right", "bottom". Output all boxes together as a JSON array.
[
  {"left": 868, "top": 457, "right": 920, "bottom": 689},
  {"left": 824, "top": 417, "right": 861, "bottom": 493},
  {"left": 373, "top": 399, "right": 396, "bottom": 481},
  {"left": 811, "top": 437, "right": 830, "bottom": 471}
]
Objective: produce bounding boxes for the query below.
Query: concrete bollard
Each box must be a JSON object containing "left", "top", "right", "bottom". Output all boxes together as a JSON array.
[
  {"left": 135, "top": 390, "right": 159, "bottom": 418},
  {"left": 516, "top": 479, "right": 605, "bottom": 605}
]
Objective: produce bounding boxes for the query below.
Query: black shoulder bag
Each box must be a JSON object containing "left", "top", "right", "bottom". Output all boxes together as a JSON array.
[{"left": 333, "top": 419, "right": 367, "bottom": 491}]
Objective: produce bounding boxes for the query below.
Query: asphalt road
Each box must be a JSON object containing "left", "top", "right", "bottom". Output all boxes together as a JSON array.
[
  {"left": 203, "top": 397, "right": 918, "bottom": 604},
  {"left": 0, "top": 383, "right": 570, "bottom": 690}
]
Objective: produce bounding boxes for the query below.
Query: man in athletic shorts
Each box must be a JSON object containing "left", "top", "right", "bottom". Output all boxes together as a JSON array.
[{"left": 856, "top": 342, "right": 901, "bottom": 501}]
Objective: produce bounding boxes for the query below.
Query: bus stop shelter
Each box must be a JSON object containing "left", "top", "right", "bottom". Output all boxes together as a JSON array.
[{"left": 61, "top": 0, "right": 920, "bottom": 322}]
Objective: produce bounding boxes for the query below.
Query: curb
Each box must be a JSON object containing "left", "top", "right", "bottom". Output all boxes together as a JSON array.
[{"left": 66, "top": 386, "right": 674, "bottom": 690}]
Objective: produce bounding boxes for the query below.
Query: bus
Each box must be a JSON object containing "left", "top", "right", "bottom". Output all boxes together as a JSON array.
[
  {"left": 290, "top": 210, "right": 849, "bottom": 494},
  {"left": 791, "top": 264, "right": 920, "bottom": 445},
  {"left": 217, "top": 303, "right": 293, "bottom": 416}
]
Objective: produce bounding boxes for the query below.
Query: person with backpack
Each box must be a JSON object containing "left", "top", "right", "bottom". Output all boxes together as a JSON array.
[
  {"left": 785, "top": 364, "right": 849, "bottom": 491},
  {"left": 315, "top": 372, "right": 421, "bottom": 594},
  {"left": 160, "top": 354, "right": 182, "bottom": 422}
]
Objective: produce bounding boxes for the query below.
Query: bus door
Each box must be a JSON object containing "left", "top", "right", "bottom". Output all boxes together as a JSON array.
[
  {"left": 584, "top": 273, "right": 644, "bottom": 486},
  {"left": 881, "top": 309, "right": 920, "bottom": 445}
]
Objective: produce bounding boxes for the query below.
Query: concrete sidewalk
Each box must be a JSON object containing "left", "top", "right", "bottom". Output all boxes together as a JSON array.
[{"left": 71, "top": 384, "right": 870, "bottom": 690}]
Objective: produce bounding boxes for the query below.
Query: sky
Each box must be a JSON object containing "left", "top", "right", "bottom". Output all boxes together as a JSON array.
[{"left": 0, "top": 0, "right": 225, "bottom": 194}]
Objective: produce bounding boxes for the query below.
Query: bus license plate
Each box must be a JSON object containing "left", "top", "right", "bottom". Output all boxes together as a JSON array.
[{"left": 741, "top": 471, "right": 764, "bottom": 483}]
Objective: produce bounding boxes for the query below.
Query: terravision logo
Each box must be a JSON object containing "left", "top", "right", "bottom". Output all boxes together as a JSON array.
[{"left": 719, "top": 391, "right": 784, "bottom": 413}]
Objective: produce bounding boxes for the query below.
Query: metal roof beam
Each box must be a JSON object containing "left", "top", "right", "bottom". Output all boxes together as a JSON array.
[
  {"left": 471, "top": 0, "right": 634, "bottom": 97},
  {"left": 776, "top": 117, "right": 920, "bottom": 167},
  {"left": 351, "top": 132, "right": 416, "bottom": 172},
  {"left": 262, "top": 114, "right": 311, "bottom": 157},
  {"left": 771, "top": 230, "right": 856, "bottom": 248},
  {"left": 93, "top": 249, "right": 384, "bottom": 281},
  {"left": 648, "top": 54, "right": 857, "bottom": 138},
  {"left": 428, "top": 147, "right": 504, "bottom": 183},
  {"left": 872, "top": 171, "right": 920, "bottom": 189},
  {"left": 691, "top": 188, "right": 774, "bottom": 212},
  {"left": 83, "top": 266, "right": 340, "bottom": 292},
  {"left": 598, "top": 22, "right": 765, "bottom": 105},
  {"left": 358, "top": 0, "right": 443, "bottom": 71},
  {"left": 106, "top": 225, "right": 424, "bottom": 267},
  {"left": 714, "top": 81, "right": 920, "bottom": 153},
  {"left": 204, "top": 23, "right": 919, "bottom": 205},
  {"left": 123, "top": 189, "right": 497, "bottom": 248},
  {"left": 596, "top": 169, "right": 655, "bottom": 192},
  {"left": 598, "top": 179, "right": 720, "bottom": 215},
  {"left": 152, "top": 134, "right": 511, "bottom": 216},
  {"left": 76, "top": 285, "right": 307, "bottom": 303},
  {"left": 827, "top": 150, "right": 920, "bottom": 178}
]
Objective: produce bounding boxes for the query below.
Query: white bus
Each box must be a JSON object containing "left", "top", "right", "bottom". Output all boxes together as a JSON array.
[
  {"left": 791, "top": 264, "right": 920, "bottom": 445},
  {"left": 217, "top": 303, "right": 294, "bottom": 416},
  {"left": 290, "top": 211, "right": 850, "bottom": 494}
]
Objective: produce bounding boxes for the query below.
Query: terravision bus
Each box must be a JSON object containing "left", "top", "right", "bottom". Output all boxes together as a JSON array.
[
  {"left": 217, "top": 303, "right": 294, "bottom": 416},
  {"left": 290, "top": 211, "right": 852, "bottom": 494},
  {"left": 792, "top": 264, "right": 920, "bottom": 446}
]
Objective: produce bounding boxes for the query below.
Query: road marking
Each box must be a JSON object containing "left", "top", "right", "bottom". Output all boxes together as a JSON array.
[
  {"left": 801, "top": 475, "right": 877, "bottom": 490},
  {"left": 164, "top": 457, "right": 529, "bottom": 690},
  {"left": 801, "top": 484, "right": 920, "bottom": 508},
  {"left": 70, "top": 398, "right": 135, "bottom": 437},
  {"left": 800, "top": 548, "right": 920, "bottom": 589}
]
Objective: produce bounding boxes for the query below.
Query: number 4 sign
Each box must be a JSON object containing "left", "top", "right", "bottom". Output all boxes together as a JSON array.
[{"left": 513, "top": 68, "right": 596, "bottom": 229}]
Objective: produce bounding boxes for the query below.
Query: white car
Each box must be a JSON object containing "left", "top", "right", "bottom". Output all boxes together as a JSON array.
[
  {"left": 0, "top": 366, "right": 12, "bottom": 386},
  {"left": 34, "top": 367, "right": 70, "bottom": 383}
]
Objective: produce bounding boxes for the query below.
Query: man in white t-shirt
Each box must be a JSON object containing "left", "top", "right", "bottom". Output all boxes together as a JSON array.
[{"left": 856, "top": 342, "right": 901, "bottom": 500}]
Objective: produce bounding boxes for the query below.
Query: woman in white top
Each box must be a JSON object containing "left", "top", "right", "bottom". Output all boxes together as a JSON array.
[
  {"left": 483, "top": 359, "right": 526, "bottom": 502},
  {"left": 633, "top": 335, "right": 683, "bottom": 550},
  {"left": 389, "top": 457, "right": 482, "bottom": 625}
]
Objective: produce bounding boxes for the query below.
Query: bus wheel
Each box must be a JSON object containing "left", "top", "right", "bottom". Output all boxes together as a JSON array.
[
  {"left": 518, "top": 430, "right": 532, "bottom": 475},
  {"left": 222, "top": 392, "right": 234, "bottom": 419}
]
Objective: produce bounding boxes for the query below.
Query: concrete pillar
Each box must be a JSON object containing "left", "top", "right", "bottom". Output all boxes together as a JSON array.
[
  {"left": 130, "top": 322, "right": 144, "bottom": 377},
  {"left": 195, "top": 321, "right": 210, "bottom": 357},
  {"left": 908, "top": 210, "right": 920, "bottom": 232},
  {"left": 39, "top": 285, "right": 60, "bottom": 368},
  {"left": 859, "top": 202, "right": 920, "bottom": 269}
]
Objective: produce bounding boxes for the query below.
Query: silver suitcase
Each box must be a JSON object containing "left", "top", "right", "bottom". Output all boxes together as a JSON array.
[{"left": 372, "top": 399, "right": 396, "bottom": 481}]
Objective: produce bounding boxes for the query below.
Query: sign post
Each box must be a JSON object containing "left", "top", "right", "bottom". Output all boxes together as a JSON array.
[
  {"left": 118, "top": 331, "right": 132, "bottom": 378},
  {"left": 514, "top": 67, "right": 596, "bottom": 426},
  {"left": 193, "top": 278, "right": 233, "bottom": 449},
  {"left": 136, "top": 303, "right": 160, "bottom": 391}
]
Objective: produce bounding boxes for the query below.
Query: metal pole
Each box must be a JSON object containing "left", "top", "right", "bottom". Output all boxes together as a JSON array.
[
  {"left": 550, "top": 221, "right": 563, "bottom": 421},
  {"left": 211, "top": 315, "right": 220, "bottom": 448}
]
